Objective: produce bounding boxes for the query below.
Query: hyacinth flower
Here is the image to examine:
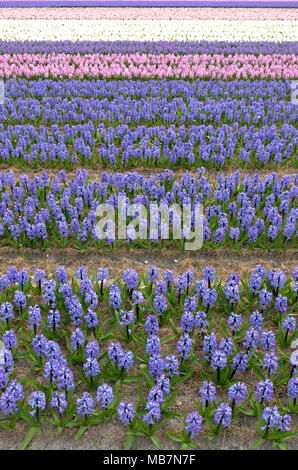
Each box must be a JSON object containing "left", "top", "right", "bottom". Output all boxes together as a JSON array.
[
  {"left": 277, "top": 316, "right": 297, "bottom": 347},
  {"left": 27, "top": 304, "right": 41, "bottom": 336},
  {"left": 131, "top": 289, "right": 144, "bottom": 323},
  {"left": 205, "top": 402, "right": 232, "bottom": 440},
  {"left": 0, "top": 301, "right": 14, "bottom": 330},
  {"left": 46, "top": 308, "right": 61, "bottom": 339},
  {"left": 27, "top": 334, "right": 47, "bottom": 369},
  {"left": 105, "top": 341, "right": 135, "bottom": 382},
  {"left": 167, "top": 411, "right": 202, "bottom": 450},
  {"left": 262, "top": 351, "right": 279, "bottom": 379},
  {"left": 47, "top": 391, "right": 76, "bottom": 435},
  {"left": 96, "top": 267, "right": 109, "bottom": 297},
  {"left": 0, "top": 380, "right": 24, "bottom": 433},
  {"left": 118, "top": 309, "right": 135, "bottom": 341},
  {"left": 287, "top": 377, "right": 298, "bottom": 411},
  {"left": 13, "top": 290, "right": 27, "bottom": 319},
  {"left": 117, "top": 401, "right": 136, "bottom": 446},
  {"left": 70, "top": 381, "right": 120, "bottom": 430},
  {"left": 127, "top": 381, "right": 180, "bottom": 451},
  {"left": 142, "top": 265, "right": 159, "bottom": 296},
  {"left": 123, "top": 269, "right": 139, "bottom": 299},
  {"left": 254, "top": 405, "right": 297, "bottom": 450},
  {"left": 67, "top": 327, "right": 85, "bottom": 363},
  {"left": 228, "top": 382, "right": 247, "bottom": 419},
  {"left": 227, "top": 312, "right": 242, "bottom": 335},
  {"left": 289, "top": 344, "right": 298, "bottom": 379},
  {"left": 197, "top": 381, "right": 216, "bottom": 419},
  {"left": 18, "top": 390, "right": 46, "bottom": 450},
  {"left": 62, "top": 392, "right": 96, "bottom": 441}
]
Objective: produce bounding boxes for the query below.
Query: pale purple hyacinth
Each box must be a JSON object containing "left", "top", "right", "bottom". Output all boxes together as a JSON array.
[
  {"left": 282, "top": 316, "right": 296, "bottom": 332},
  {"left": 177, "top": 333, "right": 192, "bottom": 360},
  {"left": 56, "top": 366, "right": 75, "bottom": 392},
  {"left": 195, "top": 311, "right": 208, "bottom": 333},
  {"left": 203, "top": 266, "right": 215, "bottom": 287},
  {"left": 211, "top": 350, "right": 227, "bottom": 372},
  {"left": 76, "top": 392, "right": 94, "bottom": 417},
  {"left": 13, "top": 290, "right": 27, "bottom": 310},
  {"left": 227, "top": 312, "right": 242, "bottom": 332},
  {"left": 51, "top": 391, "right": 68, "bottom": 414},
  {"left": 148, "top": 265, "right": 159, "bottom": 284},
  {"left": 153, "top": 294, "right": 167, "bottom": 315},
  {"left": 86, "top": 340, "right": 100, "bottom": 359},
  {"left": 249, "top": 310, "right": 263, "bottom": 332},
  {"left": 149, "top": 354, "right": 165, "bottom": 378},
  {"left": 0, "top": 381, "right": 24, "bottom": 416},
  {"left": 0, "top": 302, "right": 14, "bottom": 322},
  {"left": 199, "top": 381, "right": 216, "bottom": 405},
  {"left": 262, "top": 351, "right": 279, "bottom": 376},
  {"left": 117, "top": 401, "right": 135, "bottom": 426},
  {"left": 164, "top": 354, "right": 179, "bottom": 377},
  {"left": 260, "top": 330, "right": 276, "bottom": 351},
  {"left": 118, "top": 349, "right": 134, "bottom": 371},
  {"left": 70, "top": 328, "right": 85, "bottom": 350},
  {"left": 185, "top": 411, "right": 202, "bottom": 438},
  {"left": 148, "top": 386, "right": 164, "bottom": 405},
  {"left": 156, "top": 374, "right": 170, "bottom": 395},
  {"left": 0, "top": 367, "right": 9, "bottom": 390},
  {"left": 243, "top": 327, "right": 259, "bottom": 352},
  {"left": 2, "top": 330, "right": 17, "bottom": 349},
  {"left": 163, "top": 269, "right": 174, "bottom": 288},
  {"left": 202, "top": 333, "right": 217, "bottom": 361},
  {"left": 145, "top": 314, "right": 159, "bottom": 335},
  {"left": 28, "top": 305, "right": 41, "bottom": 331},
  {"left": 255, "top": 379, "right": 274, "bottom": 403},
  {"left": 288, "top": 377, "right": 298, "bottom": 400},
  {"left": 123, "top": 269, "right": 138, "bottom": 291},
  {"left": 32, "top": 334, "right": 47, "bottom": 357},
  {"left": 181, "top": 311, "right": 195, "bottom": 333},
  {"left": 108, "top": 341, "right": 122, "bottom": 364},
  {"left": 96, "top": 384, "right": 114, "bottom": 409},
  {"left": 131, "top": 290, "right": 144, "bottom": 306},
  {"left": 146, "top": 335, "right": 161, "bottom": 355},
  {"left": 232, "top": 352, "right": 248, "bottom": 375},
  {"left": 143, "top": 401, "right": 161, "bottom": 425},
  {"left": 218, "top": 337, "right": 234, "bottom": 356},
  {"left": 83, "top": 357, "right": 100, "bottom": 378},
  {"left": 228, "top": 382, "right": 247, "bottom": 403},
  {"left": 278, "top": 414, "right": 291, "bottom": 431},
  {"left": 29, "top": 391, "right": 46, "bottom": 418},
  {"left": 274, "top": 294, "right": 287, "bottom": 314},
  {"left": 261, "top": 406, "right": 281, "bottom": 430},
  {"left": 214, "top": 403, "right": 232, "bottom": 429}
]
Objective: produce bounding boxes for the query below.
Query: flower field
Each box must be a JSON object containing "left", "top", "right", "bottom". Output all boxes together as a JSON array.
[{"left": 0, "top": 4, "right": 296, "bottom": 452}]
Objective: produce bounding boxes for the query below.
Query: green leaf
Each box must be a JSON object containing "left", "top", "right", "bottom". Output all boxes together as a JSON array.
[
  {"left": 252, "top": 437, "right": 265, "bottom": 449},
  {"left": 169, "top": 319, "right": 179, "bottom": 337},
  {"left": 124, "top": 433, "right": 136, "bottom": 450},
  {"left": 150, "top": 434, "right": 163, "bottom": 450},
  {"left": 122, "top": 375, "right": 143, "bottom": 384},
  {"left": 252, "top": 366, "right": 265, "bottom": 382},
  {"left": 278, "top": 442, "right": 288, "bottom": 450},
  {"left": 20, "top": 427, "right": 38, "bottom": 450},
  {"left": 176, "top": 369, "right": 194, "bottom": 384},
  {"left": 166, "top": 430, "right": 183, "bottom": 442},
  {"left": 239, "top": 408, "right": 255, "bottom": 417},
  {"left": 74, "top": 425, "right": 87, "bottom": 441}
]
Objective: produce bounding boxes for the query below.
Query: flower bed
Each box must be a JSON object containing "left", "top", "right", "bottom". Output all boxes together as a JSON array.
[
  {"left": 0, "top": 169, "right": 296, "bottom": 250},
  {"left": 0, "top": 264, "right": 296, "bottom": 449}
]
